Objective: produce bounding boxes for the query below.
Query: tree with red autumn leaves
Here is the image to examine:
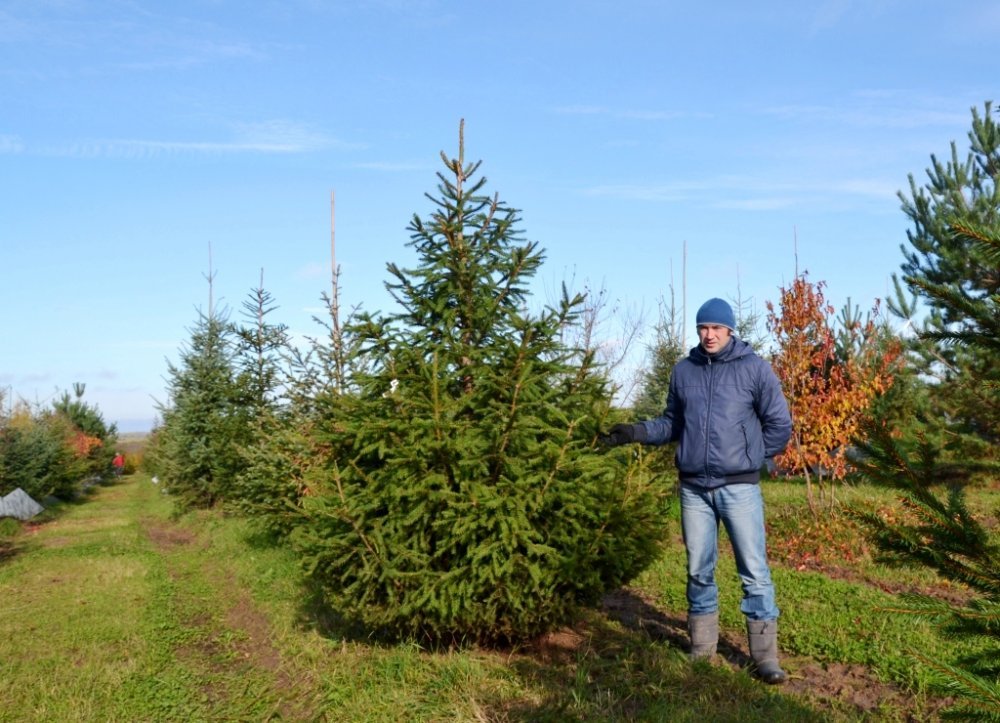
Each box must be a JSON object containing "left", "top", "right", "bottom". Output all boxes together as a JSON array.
[{"left": 766, "top": 273, "right": 902, "bottom": 511}]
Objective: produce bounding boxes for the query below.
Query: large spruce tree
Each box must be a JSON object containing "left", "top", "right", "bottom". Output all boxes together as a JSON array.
[{"left": 292, "top": 123, "right": 669, "bottom": 644}]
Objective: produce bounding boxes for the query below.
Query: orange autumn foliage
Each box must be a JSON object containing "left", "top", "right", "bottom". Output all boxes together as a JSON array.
[
  {"left": 71, "top": 430, "right": 103, "bottom": 458},
  {"left": 766, "top": 275, "right": 901, "bottom": 484}
]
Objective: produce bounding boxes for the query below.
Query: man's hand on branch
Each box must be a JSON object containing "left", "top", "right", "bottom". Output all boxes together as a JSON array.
[{"left": 599, "top": 423, "right": 636, "bottom": 447}]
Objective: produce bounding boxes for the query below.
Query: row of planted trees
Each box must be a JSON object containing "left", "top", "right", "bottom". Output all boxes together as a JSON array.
[
  {"left": 147, "top": 106, "right": 999, "bottom": 715},
  {"left": 0, "top": 383, "right": 119, "bottom": 503}
]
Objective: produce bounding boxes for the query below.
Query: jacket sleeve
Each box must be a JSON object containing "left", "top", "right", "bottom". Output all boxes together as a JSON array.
[
  {"left": 635, "top": 373, "right": 682, "bottom": 445},
  {"left": 756, "top": 360, "right": 792, "bottom": 457}
]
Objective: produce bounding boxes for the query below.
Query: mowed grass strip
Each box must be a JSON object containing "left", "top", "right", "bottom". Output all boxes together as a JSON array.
[
  {"left": 0, "top": 478, "right": 530, "bottom": 721},
  {"left": 0, "top": 478, "right": 303, "bottom": 721},
  {"left": 0, "top": 477, "right": 824, "bottom": 721},
  {"left": 0, "top": 479, "right": 176, "bottom": 720},
  {"left": 1, "top": 474, "right": 984, "bottom": 721}
]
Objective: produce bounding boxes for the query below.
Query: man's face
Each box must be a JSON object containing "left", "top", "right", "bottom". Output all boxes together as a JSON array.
[{"left": 698, "top": 324, "right": 732, "bottom": 354}]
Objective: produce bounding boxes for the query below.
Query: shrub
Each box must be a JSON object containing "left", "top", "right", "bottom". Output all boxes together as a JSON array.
[{"left": 0, "top": 407, "right": 88, "bottom": 500}]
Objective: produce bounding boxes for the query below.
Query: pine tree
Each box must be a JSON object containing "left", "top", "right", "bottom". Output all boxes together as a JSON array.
[
  {"left": 868, "top": 277, "right": 947, "bottom": 453},
  {"left": 0, "top": 402, "right": 87, "bottom": 500},
  {"left": 233, "top": 273, "right": 289, "bottom": 417},
  {"left": 291, "top": 123, "right": 670, "bottom": 644},
  {"left": 852, "top": 102, "right": 1000, "bottom": 719},
  {"left": 234, "top": 277, "right": 363, "bottom": 540},
  {"left": 732, "top": 283, "right": 769, "bottom": 353},
  {"left": 632, "top": 290, "right": 685, "bottom": 420},
  {"left": 896, "top": 100, "right": 1000, "bottom": 460},
  {"left": 156, "top": 309, "right": 246, "bottom": 509},
  {"left": 852, "top": 421, "right": 1000, "bottom": 719},
  {"left": 229, "top": 277, "right": 302, "bottom": 529},
  {"left": 52, "top": 383, "right": 118, "bottom": 444}
]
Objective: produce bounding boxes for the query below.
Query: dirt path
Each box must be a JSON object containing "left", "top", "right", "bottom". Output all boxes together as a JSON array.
[
  {"left": 1, "top": 479, "right": 328, "bottom": 720},
  {"left": 141, "top": 516, "right": 320, "bottom": 720}
]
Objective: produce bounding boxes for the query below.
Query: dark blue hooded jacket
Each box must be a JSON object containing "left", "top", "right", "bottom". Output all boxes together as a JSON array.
[{"left": 634, "top": 337, "right": 792, "bottom": 489}]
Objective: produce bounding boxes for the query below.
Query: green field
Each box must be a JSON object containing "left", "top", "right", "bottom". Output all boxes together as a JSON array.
[{"left": 1, "top": 475, "right": 990, "bottom": 721}]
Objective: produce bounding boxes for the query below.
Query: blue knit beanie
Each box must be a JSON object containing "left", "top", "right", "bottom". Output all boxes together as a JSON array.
[{"left": 695, "top": 298, "right": 735, "bottom": 331}]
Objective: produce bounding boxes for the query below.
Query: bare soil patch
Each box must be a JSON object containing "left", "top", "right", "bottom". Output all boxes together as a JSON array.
[
  {"left": 225, "top": 589, "right": 283, "bottom": 672},
  {"left": 143, "top": 519, "right": 197, "bottom": 550},
  {"left": 0, "top": 541, "right": 20, "bottom": 563}
]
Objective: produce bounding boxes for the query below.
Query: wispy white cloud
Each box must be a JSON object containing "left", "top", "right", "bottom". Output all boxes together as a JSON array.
[
  {"left": 583, "top": 180, "right": 716, "bottom": 202},
  {"left": 38, "top": 120, "right": 361, "bottom": 159},
  {"left": 586, "top": 183, "right": 799, "bottom": 210},
  {"left": 351, "top": 160, "right": 432, "bottom": 172},
  {"left": 116, "top": 39, "right": 264, "bottom": 72},
  {"left": 967, "top": 2, "right": 1000, "bottom": 33},
  {"left": 0, "top": 2, "right": 269, "bottom": 80},
  {"left": 0, "top": 5, "right": 37, "bottom": 44},
  {"left": 0, "top": 134, "right": 23, "bottom": 153},
  {"left": 618, "top": 109, "right": 691, "bottom": 121},
  {"left": 605, "top": 139, "right": 641, "bottom": 149},
  {"left": 235, "top": 119, "right": 361, "bottom": 151},
  {"left": 807, "top": 0, "right": 855, "bottom": 34},
  {"left": 809, "top": 1, "right": 1000, "bottom": 42},
  {"left": 828, "top": 178, "right": 899, "bottom": 198},
  {"left": 584, "top": 174, "right": 898, "bottom": 209},
  {"left": 0, "top": 371, "right": 54, "bottom": 386},
  {"left": 44, "top": 139, "right": 290, "bottom": 159},
  {"left": 110, "top": 339, "right": 180, "bottom": 352},
  {"left": 759, "top": 99, "right": 969, "bottom": 129}
]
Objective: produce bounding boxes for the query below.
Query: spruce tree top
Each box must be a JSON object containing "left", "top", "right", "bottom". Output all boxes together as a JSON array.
[{"left": 382, "top": 120, "right": 544, "bottom": 362}]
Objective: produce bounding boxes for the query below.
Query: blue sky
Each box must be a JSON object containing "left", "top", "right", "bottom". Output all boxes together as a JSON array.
[{"left": 2, "top": 1, "right": 996, "bottom": 432}]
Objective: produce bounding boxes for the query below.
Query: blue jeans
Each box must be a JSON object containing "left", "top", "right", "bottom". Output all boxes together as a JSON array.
[{"left": 680, "top": 483, "right": 779, "bottom": 621}]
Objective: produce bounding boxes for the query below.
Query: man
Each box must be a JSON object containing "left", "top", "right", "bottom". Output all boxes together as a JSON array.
[
  {"left": 112, "top": 452, "right": 125, "bottom": 478},
  {"left": 602, "top": 297, "right": 792, "bottom": 684}
]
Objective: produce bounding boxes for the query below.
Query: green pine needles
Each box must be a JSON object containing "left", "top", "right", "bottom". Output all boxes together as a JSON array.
[
  {"left": 155, "top": 311, "right": 249, "bottom": 509},
  {"left": 850, "top": 102, "right": 1000, "bottom": 720},
  {"left": 291, "top": 122, "right": 670, "bottom": 644}
]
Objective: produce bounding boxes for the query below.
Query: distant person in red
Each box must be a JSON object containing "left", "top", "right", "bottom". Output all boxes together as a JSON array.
[{"left": 112, "top": 452, "right": 125, "bottom": 478}]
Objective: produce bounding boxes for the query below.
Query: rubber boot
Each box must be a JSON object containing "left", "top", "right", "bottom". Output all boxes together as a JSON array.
[
  {"left": 747, "top": 619, "right": 787, "bottom": 684},
  {"left": 688, "top": 611, "right": 719, "bottom": 661}
]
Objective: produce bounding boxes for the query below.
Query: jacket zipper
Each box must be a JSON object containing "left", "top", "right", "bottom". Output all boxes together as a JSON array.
[{"left": 705, "top": 355, "right": 714, "bottom": 478}]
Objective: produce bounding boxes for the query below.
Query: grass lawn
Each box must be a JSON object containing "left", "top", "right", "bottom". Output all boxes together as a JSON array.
[{"left": 0, "top": 474, "right": 993, "bottom": 721}]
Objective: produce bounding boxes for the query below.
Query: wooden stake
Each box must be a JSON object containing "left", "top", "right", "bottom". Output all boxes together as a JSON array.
[
  {"left": 330, "top": 191, "right": 337, "bottom": 296},
  {"left": 682, "top": 239, "right": 687, "bottom": 346}
]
